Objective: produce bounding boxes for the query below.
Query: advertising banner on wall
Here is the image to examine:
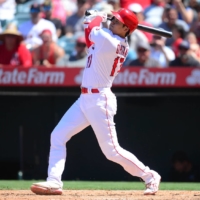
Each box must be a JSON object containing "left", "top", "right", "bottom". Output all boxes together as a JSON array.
[{"left": 0, "top": 67, "right": 200, "bottom": 87}]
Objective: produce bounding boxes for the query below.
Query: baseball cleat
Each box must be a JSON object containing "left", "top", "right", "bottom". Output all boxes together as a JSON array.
[
  {"left": 30, "top": 181, "right": 62, "bottom": 195},
  {"left": 144, "top": 173, "right": 161, "bottom": 195}
]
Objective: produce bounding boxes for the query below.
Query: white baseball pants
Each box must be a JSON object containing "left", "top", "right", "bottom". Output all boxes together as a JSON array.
[{"left": 47, "top": 88, "right": 157, "bottom": 187}]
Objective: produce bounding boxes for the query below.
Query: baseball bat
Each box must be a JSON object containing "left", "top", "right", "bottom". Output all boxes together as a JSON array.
[
  {"left": 136, "top": 24, "right": 172, "bottom": 38},
  {"left": 85, "top": 10, "right": 172, "bottom": 38}
]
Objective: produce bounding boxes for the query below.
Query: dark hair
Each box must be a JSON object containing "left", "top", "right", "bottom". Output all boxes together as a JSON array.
[
  {"left": 173, "top": 24, "right": 186, "bottom": 39},
  {"left": 30, "top": 4, "right": 42, "bottom": 13},
  {"left": 77, "top": 0, "right": 86, "bottom": 5},
  {"left": 166, "top": 7, "right": 177, "bottom": 15},
  {"left": 196, "top": 5, "right": 200, "bottom": 13}
]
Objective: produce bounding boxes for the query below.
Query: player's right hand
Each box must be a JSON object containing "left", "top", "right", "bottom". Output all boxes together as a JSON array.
[{"left": 97, "top": 12, "right": 107, "bottom": 22}]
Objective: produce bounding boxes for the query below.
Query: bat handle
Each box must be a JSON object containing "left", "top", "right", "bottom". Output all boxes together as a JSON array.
[{"left": 137, "top": 24, "right": 172, "bottom": 38}]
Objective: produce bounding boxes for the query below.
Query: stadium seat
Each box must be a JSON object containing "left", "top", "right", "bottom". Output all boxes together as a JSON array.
[
  {"left": 14, "top": 0, "right": 34, "bottom": 26},
  {"left": 57, "top": 36, "right": 76, "bottom": 55},
  {"left": 57, "top": 31, "right": 86, "bottom": 55}
]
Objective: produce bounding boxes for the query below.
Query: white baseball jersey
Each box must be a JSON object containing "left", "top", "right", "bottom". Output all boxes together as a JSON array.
[
  {"left": 82, "top": 22, "right": 129, "bottom": 88},
  {"left": 44, "top": 14, "right": 160, "bottom": 192}
]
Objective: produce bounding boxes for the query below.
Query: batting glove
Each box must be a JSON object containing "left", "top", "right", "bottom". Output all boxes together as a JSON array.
[
  {"left": 83, "top": 10, "right": 98, "bottom": 28},
  {"left": 84, "top": 10, "right": 107, "bottom": 23},
  {"left": 97, "top": 11, "right": 107, "bottom": 23}
]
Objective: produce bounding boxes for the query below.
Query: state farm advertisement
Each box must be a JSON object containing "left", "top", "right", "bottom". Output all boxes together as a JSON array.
[{"left": 0, "top": 66, "right": 200, "bottom": 87}]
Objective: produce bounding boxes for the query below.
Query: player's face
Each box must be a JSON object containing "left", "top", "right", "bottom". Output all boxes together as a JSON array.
[{"left": 109, "top": 17, "right": 129, "bottom": 38}]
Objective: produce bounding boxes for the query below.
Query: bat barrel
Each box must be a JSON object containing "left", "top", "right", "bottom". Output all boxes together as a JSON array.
[{"left": 137, "top": 24, "right": 172, "bottom": 38}]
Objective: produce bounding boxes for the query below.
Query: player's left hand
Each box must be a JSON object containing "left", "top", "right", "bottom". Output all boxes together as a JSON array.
[{"left": 84, "top": 10, "right": 107, "bottom": 23}]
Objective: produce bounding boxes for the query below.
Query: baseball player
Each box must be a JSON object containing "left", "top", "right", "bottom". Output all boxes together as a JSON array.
[{"left": 30, "top": 8, "right": 161, "bottom": 195}]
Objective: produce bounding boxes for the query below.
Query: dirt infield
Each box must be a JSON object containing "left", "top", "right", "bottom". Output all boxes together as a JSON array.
[{"left": 0, "top": 190, "right": 200, "bottom": 200}]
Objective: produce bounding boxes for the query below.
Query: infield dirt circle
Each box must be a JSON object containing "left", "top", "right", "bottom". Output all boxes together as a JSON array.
[{"left": 0, "top": 190, "right": 200, "bottom": 200}]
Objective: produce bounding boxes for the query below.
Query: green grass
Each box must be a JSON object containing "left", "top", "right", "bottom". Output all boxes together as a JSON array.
[{"left": 0, "top": 181, "right": 199, "bottom": 190}]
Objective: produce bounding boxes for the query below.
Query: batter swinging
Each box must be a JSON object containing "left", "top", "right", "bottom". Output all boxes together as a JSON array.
[{"left": 30, "top": 8, "right": 161, "bottom": 195}]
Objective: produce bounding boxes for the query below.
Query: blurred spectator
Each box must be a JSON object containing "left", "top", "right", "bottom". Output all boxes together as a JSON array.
[
  {"left": 92, "top": 2, "right": 114, "bottom": 28},
  {"left": 107, "top": 0, "right": 120, "bottom": 11},
  {"left": 0, "top": 26, "right": 32, "bottom": 67},
  {"left": 189, "top": 43, "right": 200, "bottom": 62},
  {"left": 128, "top": 4, "right": 150, "bottom": 51},
  {"left": 169, "top": 151, "right": 200, "bottom": 182},
  {"left": 102, "top": 3, "right": 114, "bottom": 24},
  {"left": 171, "top": 24, "right": 186, "bottom": 56},
  {"left": 171, "top": 0, "right": 195, "bottom": 24},
  {"left": 186, "top": 32, "right": 199, "bottom": 44},
  {"left": 61, "top": 0, "right": 77, "bottom": 17},
  {"left": 150, "top": 35, "right": 175, "bottom": 67},
  {"left": 66, "top": 0, "right": 90, "bottom": 33},
  {"left": 0, "top": 0, "right": 16, "bottom": 31},
  {"left": 18, "top": 3, "right": 57, "bottom": 50},
  {"left": 144, "top": 0, "right": 165, "bottom": 27},
  {"left": 15, "top": 0, "right": 29, "bottom": 4},
  {"left": 186, "top": 32, "right": 200, "bottom": 62},
  {"left": 123, "top": 35, "right": 137, "bottom": 66},
  {"left": 169, "top": 40, "right": 200, "bottom": 67},
  {"left": 57, "top": 36, "right": 87, "bottom": 68},
  {"left": 129, "top": 29, "right": 148, "bottom": 52},
  {"left": 42, "top": 0, "right": 64, "bottom": 38},
  {"left": 32, "top": 29, "right": 64, "bottom": 67},
  {"left": 69, "top": 36, "right": 87, "bottom": 61},
  {"left": 128, "top": 42, "right": 161, "bottom": 67},
  {"left": 128, "top": 3, "right": 153, "bottom": 42},
  {"left": 50, "top": 0, "right": 67, "bottom": 25},
  {"left": 190, "top": 6, "right": 200, "bottom": 44},
  {"left": 188, "top": 0, "right": 200, "bottom": 13},
  {"left": 159, "top": 7, "right": 189, "bottom": 46},
  {"left": 57, "top": 26, "right": 79, "bottom": 55}
]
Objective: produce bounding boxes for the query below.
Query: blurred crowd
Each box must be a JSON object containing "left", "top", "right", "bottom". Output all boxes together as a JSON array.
[{"left": 0, "top": 0, "right": 200, "bottom": 68}]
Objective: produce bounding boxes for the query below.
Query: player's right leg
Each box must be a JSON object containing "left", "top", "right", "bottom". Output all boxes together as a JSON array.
[
  {"left": 30, "top": 98, "right": 90, "bottom": 195},
  {"left": 84, "top": 91, "right": 161, "bottom": 195}
]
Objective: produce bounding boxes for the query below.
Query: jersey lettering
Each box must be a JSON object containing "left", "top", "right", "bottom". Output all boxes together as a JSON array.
[{"left": 116, "top": 44, "right": 128, "bottom": 57}]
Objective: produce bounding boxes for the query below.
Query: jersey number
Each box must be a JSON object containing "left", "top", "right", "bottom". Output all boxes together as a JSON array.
[
  {"left": 86, "top": 55, "right": 124, "bottom": 76},
  {"left": 110, "top": 56, "right": 124, "bottom": 76},
  {"left": 86, "top": 54, "right": 92, "bottom": 68}
]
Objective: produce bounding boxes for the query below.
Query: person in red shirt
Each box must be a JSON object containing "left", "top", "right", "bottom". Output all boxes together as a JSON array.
[
  {"left": 0, "top": 27, "right": 32, "bottom": 67},
  {"left": 32, "top": 29, "right": 65, "bottom": 67}
]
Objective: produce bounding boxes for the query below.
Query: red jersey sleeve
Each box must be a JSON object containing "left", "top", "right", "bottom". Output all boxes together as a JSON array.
[
  {"left": 17, "top": 44, "right": 32, "bottom": 67},
  {"left": 84, "top": 16, "right": 103, "bottom": 48}
]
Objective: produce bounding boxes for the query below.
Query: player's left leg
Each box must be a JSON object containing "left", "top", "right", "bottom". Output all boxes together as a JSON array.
[{"left": 83, "top": 91, "right": 161, "bottom": 195}]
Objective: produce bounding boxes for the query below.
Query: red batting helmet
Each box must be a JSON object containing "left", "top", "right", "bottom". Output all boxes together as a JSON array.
[{"left": 111, "top": 8, "right": 138, "bottom": 33}]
